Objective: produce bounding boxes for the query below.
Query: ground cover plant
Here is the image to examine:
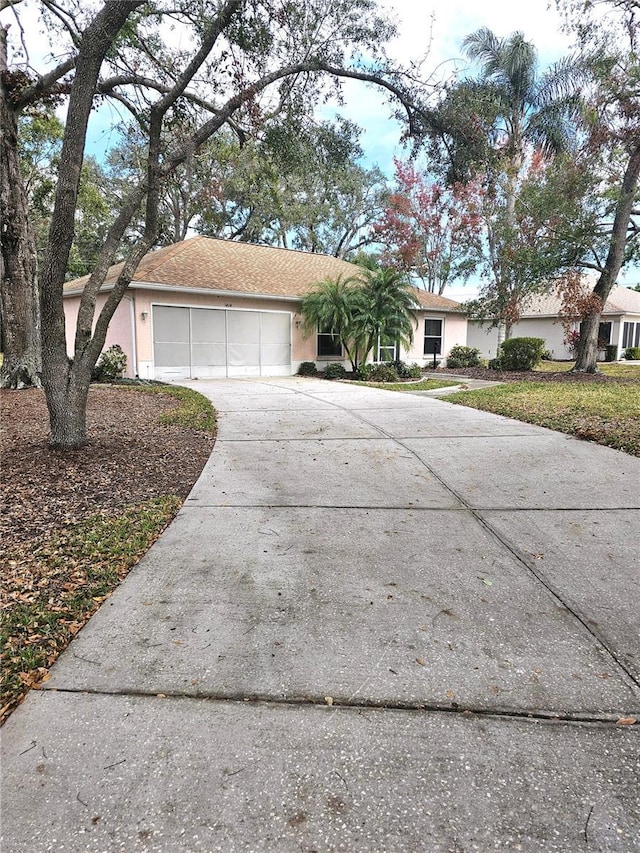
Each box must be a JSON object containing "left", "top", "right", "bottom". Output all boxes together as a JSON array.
[{"left": 0, "top": 384, "right": 216, "bottom": 723}]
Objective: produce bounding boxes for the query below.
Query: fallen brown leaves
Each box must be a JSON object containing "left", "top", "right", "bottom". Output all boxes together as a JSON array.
[{"left": 1, "top": 384, "right": 215, "bottom": 723}]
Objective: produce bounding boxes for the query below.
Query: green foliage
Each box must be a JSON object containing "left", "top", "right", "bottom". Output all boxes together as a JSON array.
[
  {"left": 92, "top": 344, "right": 127, "bottom": 382},
  {"left": 323, "top": 362, "right": 347, "bottom": 380},
  {"left": 300, "top": 268, "right": 419, "bottom": 371},
  {"left": 496, "top": 337, "right": 546, "bottom": 370},
  {"left": 605, "top": 344, "right": 618, "bottom": 362},
  {"left": 368, "top": 363, "right": 399, "bottom": 382},
  {"left": 352, "top": 377, "right": 460, "bottom": 391},
  {"left": 445, "top": 345, "right": 481, "bottom": 368},
  {"left": 131, "top": 385, "right": 217, "bottom": 434},
  {"left": 353, "top": 364, "right": 373, "bottom": 380},
  {"left": 297, "top": 361, "right": 318, "bottom": 376},
  {"left": 1, "top": 496, "right": 181, "bottom": 722},
  {"left": 625, "top": 347, "right": 640, "bottom": 360},
  {"left": 390, "top": 360, "right": 423, "bottom": 379}
]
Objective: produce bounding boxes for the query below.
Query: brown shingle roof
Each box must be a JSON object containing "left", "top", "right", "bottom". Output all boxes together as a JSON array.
[{"left": 63, "top": 236, "right": 464, "bottom": 311}]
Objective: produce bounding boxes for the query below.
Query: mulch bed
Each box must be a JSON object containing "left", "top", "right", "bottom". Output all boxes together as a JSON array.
[
  {"left": 432, "top": 366, "right": 633, "bottom": 383},
  {"left": 0, "top": 384, "right": 215, "bottom": 560}
]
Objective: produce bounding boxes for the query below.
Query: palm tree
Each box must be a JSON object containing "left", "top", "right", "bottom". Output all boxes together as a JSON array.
[
  {"left": 300, "top": 274, "right": 364, "bottom": 370},
  {"left": 354, "top": 268, "right": 419, "bottom": 364},
  {"left": 451, "top": 28, "right": 582, "bottom": 342},
  {"left": 300, "top": 269, "right": 419, "bottom": 371}
]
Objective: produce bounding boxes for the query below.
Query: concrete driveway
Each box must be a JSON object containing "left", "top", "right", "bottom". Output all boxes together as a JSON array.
[{"left": 2, "top": 377, "right": 639, "bottom": 852}]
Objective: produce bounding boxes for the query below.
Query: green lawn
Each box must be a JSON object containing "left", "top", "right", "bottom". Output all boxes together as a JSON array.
[
  {"left": 447, "top": 381, "right": 640, "bottom": 456},
  {"left": 351, "top": 378, "right": 461, "bottom": 392},
  {"left": 535, "top": 360, "right": 640, "bottom": 379}
]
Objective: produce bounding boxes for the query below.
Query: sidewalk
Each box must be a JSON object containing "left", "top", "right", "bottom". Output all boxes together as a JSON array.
[{"left": 2, "top": 377, "right": 639, "bottom": 852}]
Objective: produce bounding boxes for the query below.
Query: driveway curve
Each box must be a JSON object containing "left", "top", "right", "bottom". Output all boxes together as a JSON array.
[{"left": 2, "top": 377, "right": 639, "bottom": 853}]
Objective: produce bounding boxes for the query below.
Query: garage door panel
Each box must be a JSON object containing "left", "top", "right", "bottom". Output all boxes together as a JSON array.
[
  {"left": 261, "top": 312, "right": 290, "bottom": 343},
  {"left": 227, "top": 311, "right": 260, "bottom": 341},
  {"left": 154, "top": 307, "right": 189, "bottom": 342},
  {"left": 261, "top": 343, "right": 291, "bottom": 366},
  {"left": 227, "top": 342, "right": 260, "bottom": 367},
  {"left": 191, "top": 308, "right": 225, "bottom": 343},
  {"left": 154, "top": 342, "right": 190, "bottom": 368},
  {"left": 192, "top": 343, "right": 227, "bottom": 367},
  {"left": 152, "top": 307, "right": 291, "bottom": 378}
]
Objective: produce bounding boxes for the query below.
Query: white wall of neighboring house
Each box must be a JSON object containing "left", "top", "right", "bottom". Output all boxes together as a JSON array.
[
  {"left": 467, "top": 317, "right": 575, "bottom": 360},
  {"left": 468, "top": 314, "right": 640, "bottom": 361}
]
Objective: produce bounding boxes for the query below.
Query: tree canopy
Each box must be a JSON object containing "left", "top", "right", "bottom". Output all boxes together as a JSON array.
[{"left": 0, "top": 0, "right": 433, "bottom": 445}]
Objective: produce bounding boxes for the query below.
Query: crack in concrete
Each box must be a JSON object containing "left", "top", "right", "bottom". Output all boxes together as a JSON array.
[{"left": 44, "top": 685, "right": 636, "bottom": 726}]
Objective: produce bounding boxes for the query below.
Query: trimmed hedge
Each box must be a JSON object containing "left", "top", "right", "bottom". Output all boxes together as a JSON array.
[
  {"left": 323, "top": 362, "right": 347, "bottom": 380},
  {"left": 446, "top": 345, "right": 481, "bottom": 369},
  {"left": 494, "top": 337, "right": 546, "bottom": 371}
]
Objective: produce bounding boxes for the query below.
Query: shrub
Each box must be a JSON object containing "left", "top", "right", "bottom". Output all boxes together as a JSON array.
[
  {"left": 564, "top": 329, "right": 580, "bottom": 356},
  {"left": 498, "top": 337, "right": 546, "bottom": 371},
  {"left": 605, "top": 344, "right": 618, "bottom": 362},
  {"left": 625, "top": 346, "right": 640, "bottom": 360},
  {"left": 488, "top": 357, "right": 502, "bottom": 370},
  {"left": 323, "top": 362, "right": 347, "bottom": 380},
  {"left": 390, "top": 360, "right": 425, "bottom": 379},
  {"left": 445, "top": 345, "right": 481, "bottom": 369},
  {"left": 392, "top": 359, "right": 410, "bottom": 378},
  {"left": 92, "top": 344, "right": 127, "bottom": 382},
  {"left": 368, "top": 363, "right": 399, "bottom": 382},
  {"left": 353, "top": 364, "right": 373, "bottom": 380},
  {"left": 297, "top": 361, "right": 317, "bottom": 376}
]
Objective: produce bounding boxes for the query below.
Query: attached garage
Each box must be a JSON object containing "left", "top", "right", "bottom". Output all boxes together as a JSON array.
[
  {"left": 62, "top": 237, "right": 468, "bottom": 380},
  {"left": 152, "top": 305, "right": 291, "bottom": 380}
]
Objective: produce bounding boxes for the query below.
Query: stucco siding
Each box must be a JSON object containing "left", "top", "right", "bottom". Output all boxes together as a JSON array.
[{"left": 63, "top": 294, "right": 135, "bottom": 377}]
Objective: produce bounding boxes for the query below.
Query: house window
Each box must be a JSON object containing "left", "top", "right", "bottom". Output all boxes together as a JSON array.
[
  {"left": 377, "top": 335, "right": 398, "bottom": 362},
  {"left": 317, "top": 325, "right": 342, "bottom": 358},
  {"left": 623, "top": 321, "right": 640, "bottom": 348},
  {"left": 598, "top": 322, "right": 612, "bottom": 346},
  {"left": 423, "top": 318, "right": 443, "bottom": 355}
]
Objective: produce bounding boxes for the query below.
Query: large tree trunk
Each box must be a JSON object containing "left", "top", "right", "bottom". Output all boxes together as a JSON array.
[
  {"left": 573, "top": 144, "right": 640, "bottom": 373},
  {"left": 0, "top": 25, "right": 41, "bottom": 389},
  {"left": 38, "top": 2, "right": 144, "bottom": 448}
]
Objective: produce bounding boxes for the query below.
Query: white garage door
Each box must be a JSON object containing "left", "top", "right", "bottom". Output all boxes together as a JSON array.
[{"left": 153, "top": 306, "right": 291, "bottom": 380}]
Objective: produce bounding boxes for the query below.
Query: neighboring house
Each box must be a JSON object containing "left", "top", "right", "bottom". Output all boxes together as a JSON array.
[
  {"left": 63, "top": 236, "right": 468, "bottom": 380},
  {"left": 467, "top": 284, "right": 640, "bottom": 360}
]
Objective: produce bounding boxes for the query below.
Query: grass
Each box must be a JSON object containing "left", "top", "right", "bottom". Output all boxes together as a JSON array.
[
  {"left": 127, "top": 382, "right": 217, "bottom": 432},
  {"left": 1, "top": 497, "right": 181, "bottom": 717},
  {"left": 1, "top": 384, "right": 216, "bottom": 723},
  {"left": 351, "top": 378, "right": 461, "bottom": 392},
  {"left": 447, "top": 381, "right": 640, "bottom": 456},
  {"left": 535, "top": 360, "right": 640, "bottom": 379}
]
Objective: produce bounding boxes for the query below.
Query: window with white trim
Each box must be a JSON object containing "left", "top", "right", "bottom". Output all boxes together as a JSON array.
[
  {"left": 317, "top": 325, "right": 342, "bottom": 358},
  {"left": 623, "top": 321, "right": 640, "bottom": 348},
  {"left": 423, "top": 318, "right": 443, "bottom": 355}
]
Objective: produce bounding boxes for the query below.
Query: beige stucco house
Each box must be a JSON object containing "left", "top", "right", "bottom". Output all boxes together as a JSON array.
[
  {"left": 467, "top": 284, "right": 640, "bottom": 361},
  {"left": 63, "top": 236, "right": 468, "bottom": 380}
]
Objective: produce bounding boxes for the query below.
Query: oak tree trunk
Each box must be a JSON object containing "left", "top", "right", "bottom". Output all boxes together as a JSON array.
[{"left": 0, "top": 25, "right": 41, "bottom": 389}]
